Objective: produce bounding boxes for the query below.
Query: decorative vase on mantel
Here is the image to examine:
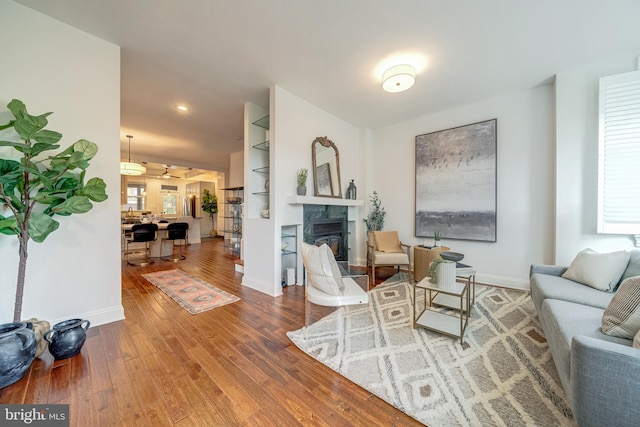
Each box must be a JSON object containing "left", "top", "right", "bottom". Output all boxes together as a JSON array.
[{"left": 297, "top": 185, "right": 307, "bottom": 196}]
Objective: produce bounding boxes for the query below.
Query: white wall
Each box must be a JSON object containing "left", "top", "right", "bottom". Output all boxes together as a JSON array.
[
  {"left": 228, "top": 151, "right": 244, "bottom": 188},
  {"left": 555, "top": 52, "right": 640, "bottom": 265},
  {"left": 0, "top": 2, "right": 123, "bottom": 325},
  {"left": 372, "top": 85, "right": 555, "bottom": 288},
  {"left": 242, "top": 86, "right": 365, "bottom": 293}
]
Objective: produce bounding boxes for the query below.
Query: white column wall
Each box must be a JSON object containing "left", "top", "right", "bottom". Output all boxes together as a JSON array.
[{"left": 0, "top": 2, "right": 123, "bottom": 325}]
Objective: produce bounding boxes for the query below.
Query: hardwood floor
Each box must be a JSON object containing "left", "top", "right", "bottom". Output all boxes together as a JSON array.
[{"left": 0, "top": 238, "right": 422, "bottom": 426}]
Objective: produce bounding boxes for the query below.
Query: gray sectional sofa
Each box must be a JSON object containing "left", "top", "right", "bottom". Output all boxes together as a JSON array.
[{"left": 530, "top": 254, "right": 640, "bottom": 427}]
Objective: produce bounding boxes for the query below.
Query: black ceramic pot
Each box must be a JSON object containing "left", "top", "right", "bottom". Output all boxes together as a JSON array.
[
  {"left": 0, "top": 322, "right": 36, "bottom": 389},
  {"left": 44, "top": 319, "right": 90, "bottom": 360}
]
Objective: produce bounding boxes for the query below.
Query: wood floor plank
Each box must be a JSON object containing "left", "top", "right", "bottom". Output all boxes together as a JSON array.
[{"left": 0, "top": 238, "right": 422, "bottom": 426}]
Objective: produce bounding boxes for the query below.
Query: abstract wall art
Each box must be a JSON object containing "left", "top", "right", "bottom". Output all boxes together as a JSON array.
[{"left": 415, "top": 119, "right": 497, "bottom": 242}]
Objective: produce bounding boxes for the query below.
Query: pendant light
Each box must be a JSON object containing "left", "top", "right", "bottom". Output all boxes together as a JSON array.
[{"left": 120, "top": 135, "right": 146, "bottom": 176}]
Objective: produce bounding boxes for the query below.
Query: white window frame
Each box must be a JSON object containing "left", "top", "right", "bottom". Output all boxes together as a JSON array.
[{"left": 597, "top": 67, "right": 640, "bottom": 235}]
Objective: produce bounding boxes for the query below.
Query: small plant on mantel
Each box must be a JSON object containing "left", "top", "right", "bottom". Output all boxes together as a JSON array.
[
  {"left": 296, "top": 168, "right": 308, "bottom": 196},
  {"left": 364, "top": 191, "right": 386, "bottom": 232},
  {"left": 0, "top": 99, "right": 108, "bottom": 322}
]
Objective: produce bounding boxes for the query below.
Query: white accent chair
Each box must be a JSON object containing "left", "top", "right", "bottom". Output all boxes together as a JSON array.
[
  {"left": 300, "top": 242, "right": 369, "bottom": 328},
  {"left": 367, "top": 230, "right": 412, "bottom": 285}
]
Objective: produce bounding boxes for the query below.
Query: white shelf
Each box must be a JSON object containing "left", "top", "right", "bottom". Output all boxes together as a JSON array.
[
  {"left": 415, "top": 310, "right": 466, "bottom": 338},
  {"left": 287, "top": 195, "right": 363, "bottom": 206}
]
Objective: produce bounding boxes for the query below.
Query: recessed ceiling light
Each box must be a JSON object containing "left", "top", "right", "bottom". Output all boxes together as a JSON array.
[{"left": 176, "top": 104, "right": 189, "bottom": 111}]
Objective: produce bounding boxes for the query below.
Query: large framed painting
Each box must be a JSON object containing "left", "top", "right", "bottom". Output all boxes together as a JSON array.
[{"left": 415, "top": 119, "right": 497, "bottom": 242}]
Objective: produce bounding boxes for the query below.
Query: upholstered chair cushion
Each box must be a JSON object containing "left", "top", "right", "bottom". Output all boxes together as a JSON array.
[
  {"left": 372, "top": 231, "right": 404, "bottom": 253},
  {"left": 301, "top": 242, "right": 345, "bottom": 296}
]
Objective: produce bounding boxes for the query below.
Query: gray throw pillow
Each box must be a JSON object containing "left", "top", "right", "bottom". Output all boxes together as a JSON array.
[{"left": 602, "top": 276, "right": 640, "bottom": 339}]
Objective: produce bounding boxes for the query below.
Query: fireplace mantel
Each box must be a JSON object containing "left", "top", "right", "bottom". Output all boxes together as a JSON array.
[{"left": 287, "top": 195, "right": 363, "bottom": 207}]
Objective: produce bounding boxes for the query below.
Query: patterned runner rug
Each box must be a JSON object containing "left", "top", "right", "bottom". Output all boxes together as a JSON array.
[
  {"left": 287, "top": 275, "right": 575, "bottom": 426},
  {"left": 142, "top": 269, "right": 240, "bottom": 314}
]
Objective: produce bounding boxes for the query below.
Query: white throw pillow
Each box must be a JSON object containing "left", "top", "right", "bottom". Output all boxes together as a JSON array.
[
  {"left": 602, "top": 276, "right": 640, "bottom": 339},
  {"left": 300, "top": 242, "right": 345, "bottom": 296},
  {"left": 562, "top": 248, "right": 630, "bottom": 291},
  {"left": 634, "top": 329, "right": 640, "bottom": 349}
]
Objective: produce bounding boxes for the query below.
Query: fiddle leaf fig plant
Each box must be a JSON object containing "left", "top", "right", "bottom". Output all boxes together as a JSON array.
[{"left": 0, "top": 99, "right": 108, "bottom": 322}]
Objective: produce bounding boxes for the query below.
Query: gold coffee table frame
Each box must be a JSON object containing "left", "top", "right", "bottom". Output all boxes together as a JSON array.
[{"left": 413, "top": 276, "right": 470, "bottom": 344}]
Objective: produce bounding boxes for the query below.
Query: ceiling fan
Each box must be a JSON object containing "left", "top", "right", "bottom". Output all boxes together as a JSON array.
[{"left": 161, "top": 165, "right": 181, "bottom": 179}]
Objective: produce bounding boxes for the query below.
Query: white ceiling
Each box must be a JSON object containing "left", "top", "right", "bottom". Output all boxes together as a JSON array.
[{"left": 16, "top": 0, "right": 640, "bottom": 172}]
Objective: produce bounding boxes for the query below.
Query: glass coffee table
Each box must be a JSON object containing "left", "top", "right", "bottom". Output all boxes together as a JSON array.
[{"left": 413, "top": 276, "right": 470, "bottom": 344}]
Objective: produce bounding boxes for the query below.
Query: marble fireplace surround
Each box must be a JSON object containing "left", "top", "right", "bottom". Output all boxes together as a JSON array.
[{"left": 288, "top": 196, "right": 363, "bottom": 264}]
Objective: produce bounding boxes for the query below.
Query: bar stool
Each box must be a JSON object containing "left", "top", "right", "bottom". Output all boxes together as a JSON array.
[
  {"left": 125, "top": 223, "right": 158, "bottom": 266},
  {"left": 161, "top": 222, "right": 189, "bottom": 262}
]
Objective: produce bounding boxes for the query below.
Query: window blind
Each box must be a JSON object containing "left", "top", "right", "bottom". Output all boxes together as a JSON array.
[{"left": 598, "top": 69, "right": 640, "bottom": 234}]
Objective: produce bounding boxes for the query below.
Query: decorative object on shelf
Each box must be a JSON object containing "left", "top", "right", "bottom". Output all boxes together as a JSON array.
[
  {"left": 312, "top": 136, "right": 342, "bottom": 198},
  {"left": 346, "top": 179, "right": 357, "bottom": 200},
  {"left": 44, "top": 318, "right": 90, "bottom": 360},
  {"left": 364, "top": 191, "right": 386, "bottom": 232},
  {"left": 0, "top": 322, "right": 36, "bottom": 389},
  {"left": 201, "top": 188, "right": 218, "bottom": 236},
  {"left": 261, "top": 209, "right": 270, "bottom": 219},
  {"left": 434, "top": 231, "right": 442, "bottom": 247},
  {"left": 297, "top": 168, "right": 308, "bottom": 196},
  {"left": 429, "top": 258, "right": 456, "bottom": 287},
  {"left": 415, "top": 119, "right": 497, "bottom": 242},
  {"left": 226, "top": 196, "right": 242, "bottom": 203},
  {"left": 440, "top": 251, "right": 464, "bottom": 262},
  {"left": 264, "top": 178, "right": 270, "bottom": 193},
  {"left": 25, "top": 318, "right": 50, "bottom": 358},
  {"left": 281, "top": 241, "right": 289, "bottom": 251},
  {"left": 0, "top": 99, "right": 109, "bottom": 322},
  {"left": 231, "top": 223, "right": 242, "bottom": 233}
]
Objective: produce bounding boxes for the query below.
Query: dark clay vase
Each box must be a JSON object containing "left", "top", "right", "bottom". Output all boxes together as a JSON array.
[
  {"left": 44, "top": 319, "right": 90, "bottom": 360},
  {"left": 0, "top": 322, "right": 36, "bottom": 389}
]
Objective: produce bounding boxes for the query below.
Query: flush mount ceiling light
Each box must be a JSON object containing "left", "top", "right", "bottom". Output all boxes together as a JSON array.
[
  {"left": 176, "top": 104, "right": 189, "bottom": 111},
  {"left": 382, "top": 64, "right": 416, "bottom": 93},
  {"left": 120, "top": 135, "right": 146, "bottom": 176}
]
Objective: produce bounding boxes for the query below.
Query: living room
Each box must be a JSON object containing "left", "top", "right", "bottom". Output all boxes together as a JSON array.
[{"left": 1, "top": 1, "right": 640, "bottom": 425}]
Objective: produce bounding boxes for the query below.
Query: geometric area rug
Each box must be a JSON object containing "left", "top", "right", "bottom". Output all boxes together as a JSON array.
[
  {"left": 287, "top": 275, "right": 576, "bottom": 426},
  {"left": 142, "top": 269, "right": 240, "bottom": 314}
]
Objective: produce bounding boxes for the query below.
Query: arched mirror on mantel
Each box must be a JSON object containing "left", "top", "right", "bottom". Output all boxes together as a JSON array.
[{"left": 312, "top": 136, "right": 342, "bottom": 198}]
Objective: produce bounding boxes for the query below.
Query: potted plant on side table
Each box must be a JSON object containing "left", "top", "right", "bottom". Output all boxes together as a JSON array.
[{"left": 0, "top": 99, "right": 108, "bottom": 387}]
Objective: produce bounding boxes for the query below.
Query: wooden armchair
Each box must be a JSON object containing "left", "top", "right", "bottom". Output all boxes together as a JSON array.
[{"left": 367, "top": 230, "right": 412, "bottom": 284}]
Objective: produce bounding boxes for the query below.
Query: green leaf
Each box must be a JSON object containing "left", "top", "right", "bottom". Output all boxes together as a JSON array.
[
  {"left": 8, "top": 99, "right": 52, "bottom": 141},
  {"left": 73, "top": 139, "right": 98, "bottom": 161},
  {"left": 27, "top": 213, "right": 59, "bottom": 243},
  {"left": 32, "top": 129, "right": 62, "bottom": 145},
  {"left": 79, "top": 178, "right": 108, "bottom": 202},
  {"left": 0, "top": 217, "right": 19, "bottom": 236},
  {"left": 51, "top": 195, "right": 93, "bottom": 215},
  {"left": 0, "top": 120, "right": 15, "bottom": 131},
  {"left": 31, "top": 142, "right": 60, "bottom": 157}
]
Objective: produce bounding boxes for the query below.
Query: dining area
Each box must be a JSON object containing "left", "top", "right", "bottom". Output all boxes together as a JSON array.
[{"left": 122, "top": 217, "right": 194, "bottom": 265}]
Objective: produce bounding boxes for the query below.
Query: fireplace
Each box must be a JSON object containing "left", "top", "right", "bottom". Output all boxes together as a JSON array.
[{"left": 309, "top": 218, "right": 347, "bottom": 261}]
